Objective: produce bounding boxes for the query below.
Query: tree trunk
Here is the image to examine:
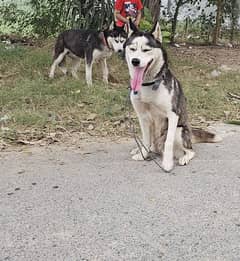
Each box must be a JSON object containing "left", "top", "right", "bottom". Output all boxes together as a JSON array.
[
  {"left": 144, "top": 0, "right": 162, "bottom": 23},
  {"left": 212, "top": 0, "right": 223, "bottom": 45},
  {"left": 229, "top": 0, "right": 238, "bottom": 43},
  {"left": 170, "top": 0, "right": 182, "bottom": 43}
]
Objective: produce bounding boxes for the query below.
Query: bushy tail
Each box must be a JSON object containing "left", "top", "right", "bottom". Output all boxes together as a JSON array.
[
  {"left": 192, "top": 128, "right": 222, "bottom": 144},
  {"left": 53, "top": 33, "right": 65, "bottom": 60}
]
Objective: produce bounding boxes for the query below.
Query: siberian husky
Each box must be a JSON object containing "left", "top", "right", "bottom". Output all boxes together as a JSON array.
[
  {"left": 49, "top": 24, "right": 127, "bottom": 85},
  {"left": 124, "top": 20, "right": 221, "bottom": 172}
]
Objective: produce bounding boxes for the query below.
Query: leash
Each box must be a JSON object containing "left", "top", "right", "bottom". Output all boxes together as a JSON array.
[{"left": 124, "top": 89, "right": 165, "bottom": 171}]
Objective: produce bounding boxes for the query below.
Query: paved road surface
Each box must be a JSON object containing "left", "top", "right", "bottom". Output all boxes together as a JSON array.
[{"left": 0, "top": 124, "right": 240, "bottom": 261}]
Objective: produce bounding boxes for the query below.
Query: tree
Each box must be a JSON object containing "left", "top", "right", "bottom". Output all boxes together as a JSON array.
[
  {"left": 168, "top": 0, "right": 194, "bottom": 43},
  {"left": 28, "top": 0, "right": 114, "bottom": 37},
  {"left": 143, "top": 0, "right": 162, "bottom": 23},
  {"left": 226, "top": 0, "right": 239, "bottom": 43},
  {"left": 212, "top": 0, "right": 224, "bottom": 44}
]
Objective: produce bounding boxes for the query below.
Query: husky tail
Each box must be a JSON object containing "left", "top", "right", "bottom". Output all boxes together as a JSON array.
[
  {"left": 53, "top": 33, "right": 65, "bottom": 60},
  {"left": 192, "top": 128, "right": 222, "bottom": 144}
]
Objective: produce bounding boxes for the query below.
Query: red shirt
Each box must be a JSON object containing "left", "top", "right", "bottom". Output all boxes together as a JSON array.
[{"left": 115, "top": 0, "right": 143, "bottom": 27}]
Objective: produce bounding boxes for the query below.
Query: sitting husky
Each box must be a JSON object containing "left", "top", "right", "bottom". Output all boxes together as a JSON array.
[
  {"left": 49, "top": 24, "right": 127, "bottom": 85},
  {"left": 124, "top": 20, "right": 221, "bottom": 172}
]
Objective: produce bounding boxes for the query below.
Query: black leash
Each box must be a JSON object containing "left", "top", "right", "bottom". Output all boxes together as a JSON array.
[{"left": 124, "top": 89, "right": 164, "bottom": 171}]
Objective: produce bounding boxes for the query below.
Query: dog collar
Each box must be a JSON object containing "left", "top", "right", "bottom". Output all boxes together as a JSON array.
[
  {"left": 141, "top": 66, "right": 168, "bottom": 91},
  {"left": 133, "top": 64, "right": 168, "bottom": 95},
  {"left": 142, "top": 78, "right": 162, "bottom": 91},
  {"left": 133, "top": 80, "right": 161, "bottom": 95}
]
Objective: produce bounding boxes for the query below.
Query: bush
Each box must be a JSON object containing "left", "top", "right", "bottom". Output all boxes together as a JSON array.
[{"left": 0, "top": 0, "right": 114, "bottom": 38}]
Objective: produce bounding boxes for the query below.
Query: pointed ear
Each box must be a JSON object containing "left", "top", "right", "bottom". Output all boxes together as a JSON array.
[
  {"left": 109, "top": 21, "right": 114, "bottom": 30},
  {"left": 151, "top": 22, "right": 163, "bottom": 43},
  {"left": 128, "top": 18, "right": 138, "bottom": 37},
  {"left": 123, "top": 23, "right": 128, "bottom": 34}
]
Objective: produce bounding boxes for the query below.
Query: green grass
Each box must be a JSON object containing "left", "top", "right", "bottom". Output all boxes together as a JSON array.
[
  {"left": 0, "top": 42, "right": 239, "bottom": 143},
  {"left": 169, "top": 50, "right": 240, "bottom": 123}
]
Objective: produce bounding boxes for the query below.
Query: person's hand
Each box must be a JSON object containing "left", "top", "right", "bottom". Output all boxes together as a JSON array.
[{"left": 134, "top": 19, "right": 140, "bottom": 28}]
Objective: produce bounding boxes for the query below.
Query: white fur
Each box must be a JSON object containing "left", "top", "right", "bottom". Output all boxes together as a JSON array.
[
  {"left": 49, "top": 33, "right": 126, "bottom": 85},
  {"left": 107, "top": 36, "right": 126, "bottom": 54},
  {"left": 125, "top": 32, "right": 192, "bottom": 172},
  {"left": 152, "top": 22, "right": 163, "bottom": 43},
  {"left": 126, "top": 37, "right": 165, "bottom": 82},
  {"left": 49, "top": 48, "right": 69, "bottom": 78}
]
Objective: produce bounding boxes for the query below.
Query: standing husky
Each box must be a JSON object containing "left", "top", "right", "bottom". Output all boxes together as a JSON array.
[
  {"left": 49, "top": 25, "right": 127, "bottom": 85},
  {"left": 124, "top": 20, "right": 221, "bottom": 172}
]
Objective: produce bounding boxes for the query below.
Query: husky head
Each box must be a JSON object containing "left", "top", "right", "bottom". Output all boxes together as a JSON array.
[
  {"left": 124, "top": 20, "right": 167, "bottom": 93},
  {"left": 104, "top": 23, "right": 128, "bottom": 54}
]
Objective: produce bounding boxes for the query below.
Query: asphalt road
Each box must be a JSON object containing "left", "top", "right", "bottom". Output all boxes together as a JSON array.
[{"left": 0, "top": 124, "right": 240, "bottom": 261}]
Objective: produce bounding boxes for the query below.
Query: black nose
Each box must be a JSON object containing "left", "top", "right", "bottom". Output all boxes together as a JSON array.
[
  {"left": 132, "top": 58, "right": 140, "bottom": 67},
  {"left": 118, "top": 49, "right": 122, "bottom": 53}
]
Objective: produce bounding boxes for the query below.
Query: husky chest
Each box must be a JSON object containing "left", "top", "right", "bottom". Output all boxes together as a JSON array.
[
  {"left": 136, "top": 82, "right": 174, "bottom": 115},
  {"left": 124, "top": 20, "right": 220, "bottom": 172}
]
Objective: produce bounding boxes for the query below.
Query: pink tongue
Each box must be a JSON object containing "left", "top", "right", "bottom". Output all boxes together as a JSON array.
[{"left": 131, "top": 67, "right": 145, "bottom": 93}]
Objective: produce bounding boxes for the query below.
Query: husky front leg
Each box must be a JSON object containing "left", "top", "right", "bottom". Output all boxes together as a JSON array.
[
  {"left": 85, "top": 61, "right": 93, "bottom": 86},
  {"left": 100, "top": 58, "right": 109, "bottom": 84},
  {"left": 162, "top": 111, "right": 179, "bottom": 172},
  {"left": 85, "top": 50, "right": 93, "bottom": 86},
  {"left": 131, "top": 94, "right": 151, "bottom": 161}
]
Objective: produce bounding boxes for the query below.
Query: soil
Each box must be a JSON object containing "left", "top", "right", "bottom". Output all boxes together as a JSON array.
[{"left": 169, "top": 45, "right": 240, "bottom": 70}]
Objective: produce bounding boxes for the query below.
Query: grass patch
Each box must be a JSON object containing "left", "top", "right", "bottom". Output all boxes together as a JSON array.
[
  {"left": 168, "top": 49, "right": 240, "bottom": 123},
  {"left": 0, "top": 42, "right": 239, "bottom": 143}
]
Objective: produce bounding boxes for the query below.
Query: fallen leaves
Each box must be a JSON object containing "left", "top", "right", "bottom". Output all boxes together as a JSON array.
[{"left": 86, "top": 113, "right": 97, "bottom": 121}]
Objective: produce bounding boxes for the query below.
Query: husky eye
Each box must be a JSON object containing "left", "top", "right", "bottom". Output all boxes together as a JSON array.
[
  {"left": 115, "top": 40, "right": 119, "bottom": 43},
  {"left": 130, "top": 47, "right": 137, "bottom": 51},
  {"left": 142, "top": 49, "right": 151, "bottom": 52},
  {"left": 120, "top": 39, "right": 125, "bottom": 43}
]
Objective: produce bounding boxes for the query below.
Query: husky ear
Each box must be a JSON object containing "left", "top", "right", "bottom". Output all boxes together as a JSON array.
[
  {"left": 109, "top": 21, "right": 115, "bottom": 30},
  {"left": 123, "top": 23, "right": 128, "bottom": 34},
  {"left": 151, "top": 22, "right": 163, "bottom": 43},
  {"left": 128, "top": 18, "right": 138, "bottom": 37}
]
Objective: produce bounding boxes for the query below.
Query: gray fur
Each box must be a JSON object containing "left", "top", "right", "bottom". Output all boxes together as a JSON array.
[
  {"left": 124, "top": 20, "right": 219, "bottom": 171},
  {"left": 49, "top": 26, "right": 127, "bottom": 85}
]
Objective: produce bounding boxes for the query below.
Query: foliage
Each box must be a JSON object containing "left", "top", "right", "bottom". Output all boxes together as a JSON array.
[
  {"left": 28, "top": 0, "right": 114, "bottom": 37},
  {"left": 0, "top": 0, "right": 114, "bottom": 37},
  {"left": 0, "top": 0, "right": 239, "bottom": 42},
  {"left": 0, "top": 3, "right": 32, "bottom": 35}
]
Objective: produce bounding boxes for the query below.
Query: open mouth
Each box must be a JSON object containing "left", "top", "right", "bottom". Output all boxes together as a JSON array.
[{"left": 130, "top": 59, "right": 153, "bottom": 93}]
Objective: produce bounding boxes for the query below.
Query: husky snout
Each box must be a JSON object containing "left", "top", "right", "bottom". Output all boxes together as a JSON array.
[{"left": 132, "top": 58, "right": 140, "bottom": 67}]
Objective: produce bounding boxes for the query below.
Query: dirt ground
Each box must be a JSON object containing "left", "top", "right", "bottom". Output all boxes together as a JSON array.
[{"left": 169, "top": 45, "right": 240, "bottom": 70}]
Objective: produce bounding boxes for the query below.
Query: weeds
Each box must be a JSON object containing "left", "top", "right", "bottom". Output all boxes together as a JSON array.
[{"left": 0, "top": 43, "right": 239, "bottom": 144}]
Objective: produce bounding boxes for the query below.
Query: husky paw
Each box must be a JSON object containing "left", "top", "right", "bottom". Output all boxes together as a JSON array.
[
  {"left": 132, "top": 153, "right": 145, "bottom": 161},
  {"left": 161, "top": 160, "right": 174, "bottom": 172},
  {"left": 86, "top": 81, "right": 93, "bottom": 86},
  {"left": 179, "top": 156, "right": 190, "bottom": 166},
  {"left": 178, "top": 151, "right": 195, "bottom": 166},
  {"left": 49, "top": 72, "right": 54, "bottom": 79},
  {"left": 132, "top": 149, "right": 149, "bottom": 161},
  {"left": 130, "top": 147, "right": 139, "bottom": 155},
  {"left": 103, "top": 78, "right": 108, "bottom": 84},
  {"left": 71, "top": 72, "right": 79, "bottom": 79}
]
